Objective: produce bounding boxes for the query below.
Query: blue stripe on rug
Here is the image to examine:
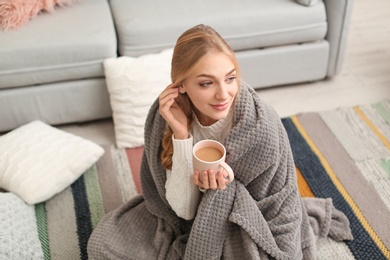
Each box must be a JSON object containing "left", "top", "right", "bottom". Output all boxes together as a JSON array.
[
  {"left": 71, "top": 176, "right": 93, "bottom": 260},
  {"left": 282, "top": 117, "right": 387, "bottom": 260}
]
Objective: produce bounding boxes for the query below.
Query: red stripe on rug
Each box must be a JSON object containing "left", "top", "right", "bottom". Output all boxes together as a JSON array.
[{"left": 125, "top": 147, "right": 144, "bottom": 194}]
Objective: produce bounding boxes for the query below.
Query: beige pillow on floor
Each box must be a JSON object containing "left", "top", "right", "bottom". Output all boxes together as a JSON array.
[{"left": 0, "top": 120, "right": 104, "bottom": 204}]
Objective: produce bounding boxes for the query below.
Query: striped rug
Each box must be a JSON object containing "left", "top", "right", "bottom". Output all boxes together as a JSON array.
[
  {"left": 282, "top": 99, "right": 390, "bottom": 260},
  {"left": 34, "top": 145, "right": 144, "bottom": 260},
  {"left": 32, "top": 99, "right": 389, "bottom": 259}
]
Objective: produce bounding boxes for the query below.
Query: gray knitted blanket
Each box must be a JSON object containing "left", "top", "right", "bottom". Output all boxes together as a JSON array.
[{"left": 88, "top": 83, "right": 352, "bottom": 260}]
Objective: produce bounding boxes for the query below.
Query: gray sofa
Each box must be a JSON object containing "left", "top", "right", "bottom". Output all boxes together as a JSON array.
[{"left": 0, "top": 0, "right": 354, "bottom": 133}]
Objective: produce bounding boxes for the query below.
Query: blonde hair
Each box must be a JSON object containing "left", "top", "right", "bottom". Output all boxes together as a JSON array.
[{"left": 161, "top": 24, "right": 240, "bottom": 169}]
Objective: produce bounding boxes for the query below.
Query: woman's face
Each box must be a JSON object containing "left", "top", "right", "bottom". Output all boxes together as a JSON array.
[{"left": 181, "top": 52, "right": 239, "bottom": 126}]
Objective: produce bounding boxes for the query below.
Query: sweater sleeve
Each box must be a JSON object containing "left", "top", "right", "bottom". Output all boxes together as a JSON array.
[{"left": 165, "top": 134, "right": 201, "bottom": 220}]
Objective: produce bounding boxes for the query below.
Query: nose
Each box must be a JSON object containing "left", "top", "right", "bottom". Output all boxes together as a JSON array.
[{"left": 215, "top": 83, "right": 229, "bottom": 100}]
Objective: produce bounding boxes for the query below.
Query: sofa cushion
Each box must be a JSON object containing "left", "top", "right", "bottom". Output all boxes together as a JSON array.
[
  {"left": 0, "top": 0, "right": 117, "bottom": 89},
  {"left": 110, "top": 0, "right": 327, "bottom": 57},
  {"left": 0, "top": 78, "right": 112, "bottom": 132}
]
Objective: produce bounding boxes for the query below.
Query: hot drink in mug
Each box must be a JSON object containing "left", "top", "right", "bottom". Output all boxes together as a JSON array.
[
  {"left": 195, "top": 147, "right": 223, "bottom": 162},
  {"left": 193, "top": 140, "right": 234, "bottom": 182}
]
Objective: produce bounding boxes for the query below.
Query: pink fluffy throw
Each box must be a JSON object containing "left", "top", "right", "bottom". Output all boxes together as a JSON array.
[{"left": 0, "top": 0, "right": 77, "bottom": 30}]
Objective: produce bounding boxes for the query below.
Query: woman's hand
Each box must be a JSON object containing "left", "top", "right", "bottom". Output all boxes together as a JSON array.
[
  {"left": 193, "top": 169, "right": 230, "bottom": 190},
  {"left": 159, "top": 83, "right": 188, "bottom": 139}
]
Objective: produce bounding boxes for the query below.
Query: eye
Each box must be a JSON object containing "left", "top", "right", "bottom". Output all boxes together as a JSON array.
[
  {"left": 199, "top": 81, "right": 213, "bottom": 87},
  {"left": 226, "top": 75, "right": 237, "bottom": 83}
]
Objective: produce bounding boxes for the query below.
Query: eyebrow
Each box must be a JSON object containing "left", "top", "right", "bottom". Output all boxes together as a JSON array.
[{"left": 196, "top": 68, "right": 236, "bottom": 79}]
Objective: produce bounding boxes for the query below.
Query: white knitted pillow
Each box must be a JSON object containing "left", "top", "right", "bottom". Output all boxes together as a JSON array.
[
  {"left": 0, "top": 120, "right": 104, "bottom": 204},
  {"left": 104, "top": 48, "right": 173, "bottom": 148}
]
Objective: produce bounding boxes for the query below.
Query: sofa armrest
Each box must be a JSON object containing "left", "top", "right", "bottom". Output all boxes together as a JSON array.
[{"left": 323, "top": 0, "right": 354, "bottom": 76}]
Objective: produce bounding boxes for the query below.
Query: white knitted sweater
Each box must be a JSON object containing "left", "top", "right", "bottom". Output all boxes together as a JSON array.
[{"left": 165, "top": 111, "right": 233, "bottom": 220}]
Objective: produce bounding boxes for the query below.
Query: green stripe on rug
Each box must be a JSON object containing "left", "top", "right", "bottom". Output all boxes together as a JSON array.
[
  {"left": 373, "top": 101, "right": 390, "bottom": 125},
  {"left": 380, "top": 159, "right": 390, "bottom": 178},
  {"left": 357, "top": 159, "right": 390, "bottom": 209},
  {"left": 35, "top": 203, "right": 51, "bottom": 260},
  {"left": 84, "top": 164, "right": 105, "bottom": 229}
]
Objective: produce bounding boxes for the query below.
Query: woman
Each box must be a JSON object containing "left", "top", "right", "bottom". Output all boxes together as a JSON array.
[
  {"left": 88, "top": 24, "right": 352, "bottom": 260},
  {"left": 160, "top": 25, "right": 240, "bottom": 220}
]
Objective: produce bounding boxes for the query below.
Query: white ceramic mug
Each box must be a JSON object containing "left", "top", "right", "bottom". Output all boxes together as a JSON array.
[{"left": 193, "top": 140, "right": 234, "bottom": 183}]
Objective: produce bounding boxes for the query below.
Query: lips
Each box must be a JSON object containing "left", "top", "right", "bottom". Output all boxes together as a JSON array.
[{"left": 211, "top": 101, "right": 229, "bottom": 111}]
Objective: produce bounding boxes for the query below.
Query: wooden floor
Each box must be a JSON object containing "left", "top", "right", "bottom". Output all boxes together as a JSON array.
[{"left": 59, "top": 0, "right": 390, "bottom": 144}]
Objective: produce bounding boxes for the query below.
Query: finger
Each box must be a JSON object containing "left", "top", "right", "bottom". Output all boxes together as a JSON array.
[
  {"left": 159, "top": 88, "right": 178, "bottom": 106},
  {"left": 193, "top": 171, "right": 201, "bottom": 186},
  {"left": 202, "top": 171, "right": 209, "bottom": 189},
  {"left": 164, "top": 82, "right": 180, "bottom": 94},
  {"left": 160, "top": 97, "right": 176, "bottom": 113},
  {"left": 217, "top": 171, "right": 227, "bottom": 190},
  {"left": 208, "top": 170, "right": 218, "bottom": 190},
  {"left": 159, "top": 83, "right": 179, "bottom": 101},
  {"left": 159, "top": 93, "right": 178, "bottom": 120},
  {"left": 223, "top": 171, "right": 228, "bottom": 178},
  {"left": 167, "top": 82, "right": 179, "bottom": 89},
  {"left": 161, "top": 82, "right": 178, "bottom": 93}
]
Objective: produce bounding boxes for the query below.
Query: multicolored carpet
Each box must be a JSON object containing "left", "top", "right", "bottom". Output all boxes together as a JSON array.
[
  {"left": 33, "top": 145, "right": 143, "bottom": 259},
  {"left": 282, "top": 99, "right": 390, "bottom": 259},
  {"left": 7, "top": 99, "right": 390, "bottom": 259}
]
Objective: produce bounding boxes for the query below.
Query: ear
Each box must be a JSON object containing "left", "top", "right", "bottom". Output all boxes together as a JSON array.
[{"left": 179, "top": 84, "right": 186, "bottom": 94}]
